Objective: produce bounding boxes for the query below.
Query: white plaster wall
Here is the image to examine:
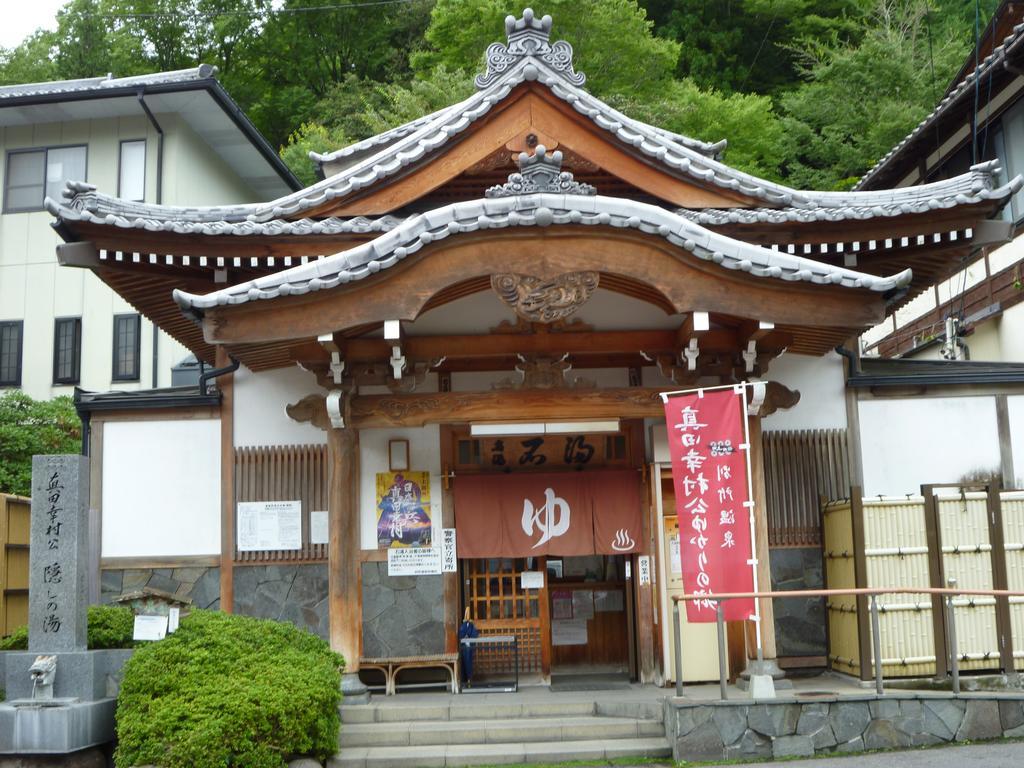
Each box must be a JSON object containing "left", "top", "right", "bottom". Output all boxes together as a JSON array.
[
  {"left": 997, "top": 302, "right": 1024, "bottom": 362},
  {"left": 964, "top": 318, "right": 1003, "bottom": 362},
  {"left": 358, "top": 424, "right": 443, "bottom": 550},
  {"left": 1008, "top": 395, "right": 1024, "bottom": 488},
  {"left": 101, "top": 419, "right": 221, "bottom": 557},
  {"left": 858, "top": 396, "right": 1001, "bottom": 496},
  {"left": 761, "top": 352, "right": 847, "bottom": 431},
  {"left": 232, "top": 364, "right": 326, "bottom": 447}
]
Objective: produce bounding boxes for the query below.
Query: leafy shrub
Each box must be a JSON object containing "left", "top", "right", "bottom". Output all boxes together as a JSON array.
[
  {"left": 114, "top": 610, "right": 344, "bottom": 768},
  {"left": 87, "top": 604, "right": 136, "bottom": 649},
  {"left": 0, "top": 625, "right": 27, "bottom": 651},
  {"left": 0, "top": 605, "right": 135, "bottom": 650}
]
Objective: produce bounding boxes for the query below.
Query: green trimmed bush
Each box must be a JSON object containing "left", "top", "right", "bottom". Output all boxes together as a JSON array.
[
  {"left": 0, "top": 604, "right": 135, "bottom": 650},
  {"left": 114, "top": 610, "right": 344, "bottom": 768},
  {"left": 0, "top": 625, "right": 27, "bottom": 651}
]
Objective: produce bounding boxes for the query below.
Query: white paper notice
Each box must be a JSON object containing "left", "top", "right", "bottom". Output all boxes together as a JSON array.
[
  {"left": 167, "top": 606, "right": 180, "bottom": 633},
  {"left": 638, "top": 555, "right": 651, "bottom": 585},
  {"left": 670, "top": 533, "right": 682, "bottom": 574},
  {"left": 310, "top": 511, "right": 329, "bottom": 545},
  {"left": 521, "top": 571, "right": 544, "bottom": 589},
  {"left": 237, "top": 501, "right": 302, "bottom": 551},
  {"left": 387, "top": 546, "right": 442, "bottom": 576},
  {"left": 551, "top": 620, "right": 588, "bottom": 646},
  {"left": 442, "top": 529, "right": 457, "bottom": 572},
  {"left": 133, "top": 614, "right": 168, "bottom": 642},
  {"left": 572, "top": 590, "right": 594, "bottom": 619}
]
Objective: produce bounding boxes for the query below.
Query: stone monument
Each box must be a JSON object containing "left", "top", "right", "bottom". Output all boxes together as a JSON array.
[
  {"left": 0, "top": 455, "right": 132, "bottom": 759},
  {"left": 28, "top": 455, "right": 89, "bottom": 653}
]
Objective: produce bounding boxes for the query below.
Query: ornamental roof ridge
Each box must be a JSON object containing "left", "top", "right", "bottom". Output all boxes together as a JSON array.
[
  {"left": 172, "top": 193, "right": 912, "bottom": 315},
  {"left": 476, "top": 8, "right": 585, "bottom": 89},
  {"left": 486, "top": 145, "right": 596, "bottom": 197}
]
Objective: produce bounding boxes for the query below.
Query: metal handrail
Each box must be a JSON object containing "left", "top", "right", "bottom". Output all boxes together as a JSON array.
[{"left": 670, "top": 584, "right": 1024, "bottom": 699}]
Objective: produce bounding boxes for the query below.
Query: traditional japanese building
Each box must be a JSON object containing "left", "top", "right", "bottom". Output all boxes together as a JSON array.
[{"left": 50, "top": 10, "right": 1019, "bottom": 698}]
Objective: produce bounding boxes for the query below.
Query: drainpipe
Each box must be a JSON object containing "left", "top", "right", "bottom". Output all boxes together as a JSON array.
[
  {"left": 199, "top": 356, "right": 239, "bottom": 395},
  {"left": 137, "top": 89, "right": 164, "bottom": 388},
  {"left": 834, "top": 344, "right": 860, "bottom": 376},
  {"left": 73, "top": 387, "right": 90, "bottom": 457}
]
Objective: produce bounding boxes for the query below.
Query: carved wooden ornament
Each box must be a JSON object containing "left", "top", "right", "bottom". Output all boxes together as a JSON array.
[{"left": 491, "top": 271, "right": 599, "bottom": 323}]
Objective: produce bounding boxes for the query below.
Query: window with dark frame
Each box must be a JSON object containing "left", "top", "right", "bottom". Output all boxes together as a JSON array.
[
  {"left": 52, "top": 317, "right": 82, "bottom": 385},
  {"left": 3, "top": 145, "right": 87, "bottom": 213},
  {"left": 112, "top": 314, "right": 141, "bottom": 382},
  {"left": 0, "top": 321, "right": 23, "bottom": 387}
]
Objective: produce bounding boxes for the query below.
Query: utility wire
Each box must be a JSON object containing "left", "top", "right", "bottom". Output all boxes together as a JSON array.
[{"left": 83, "top": 0, "right": 421, "bottom": 20}]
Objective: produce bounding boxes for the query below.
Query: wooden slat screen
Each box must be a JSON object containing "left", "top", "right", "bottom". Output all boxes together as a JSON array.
[
  {"left": 764, "top": 429, "right": 850, "bottom": 547},
  {"left": 234, "top": 445, "right": 329, "bottom": 562}
]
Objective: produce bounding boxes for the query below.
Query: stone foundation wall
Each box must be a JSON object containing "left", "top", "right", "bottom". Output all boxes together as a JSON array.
[
  {"left": 100, "top": 566, "right": 220, "bottom": 609},
  {"left": 233, "top": 564, "right": 328, "bottom": 640},
  {"left": 666, "top": 693, "right": 1024, "bottom": 762},
  {"left": 769, "top": 546, "right": 826, "bottom": 657},
  {"left": 362, "top": 563, "right": 445, "bottom": 658}
]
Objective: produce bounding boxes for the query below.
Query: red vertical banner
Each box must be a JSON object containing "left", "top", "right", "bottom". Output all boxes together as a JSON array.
[{"left": 662, "top": 387, "right": 756, "bottom": 622}]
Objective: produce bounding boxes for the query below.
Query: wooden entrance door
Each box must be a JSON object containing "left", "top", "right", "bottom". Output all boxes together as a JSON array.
[
  {"left": 462, "top": 557, "right": 550, "bottom": 677},
  {"left": 548, "top": 555, "right": 631, "bottom": 674}
]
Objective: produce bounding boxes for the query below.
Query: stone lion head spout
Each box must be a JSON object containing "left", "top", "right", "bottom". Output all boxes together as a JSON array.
[{"left": 29, "top": 655, "right": 57, "bottom": 700}]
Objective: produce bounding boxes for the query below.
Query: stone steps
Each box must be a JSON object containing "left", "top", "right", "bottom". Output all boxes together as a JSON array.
[
  {"left": 334, "top": 696, "right": 669, "bottom": 767},
  {"left": 330, "top": 736, "right": 672, "bottom": 768},
  {"left": 339, "top": 698, "right": 663, "bottom": 724},
  {"left": 340, "top": 714, "right": 665, "bottom": 747}
]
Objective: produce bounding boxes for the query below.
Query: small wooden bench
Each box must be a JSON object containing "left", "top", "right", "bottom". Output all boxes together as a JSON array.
[{"left": 359, "top": 654, "right": 460, "bottom": 695}]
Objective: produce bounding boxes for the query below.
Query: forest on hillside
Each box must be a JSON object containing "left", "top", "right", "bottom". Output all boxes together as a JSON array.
[{"left": 0, "top": 0, "right": 1003, "bottom": 189}]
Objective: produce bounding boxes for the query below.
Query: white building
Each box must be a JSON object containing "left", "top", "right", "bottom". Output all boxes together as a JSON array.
[
  {"left": 857, "top": 5, "right": 1024, "bottom": 364},
  {"left": 0, "top": 65, "right": 299, "bottom": 399}
]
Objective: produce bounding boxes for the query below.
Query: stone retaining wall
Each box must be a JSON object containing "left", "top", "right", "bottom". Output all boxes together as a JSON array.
[
  {"left": 232, "top": 564, "right": 328, "bottom": 639},
  {"left": 666, "top": 693, "right": 1024, "bottom": 761},
  {"left": 101, "top": 566, "right": 220, "bottom": 609},
  {"left": 361, "top": 562, "right": 445, "bottom": 658},
  {"left": 770, "top": 546, "right": 826, "bottom": 658}
]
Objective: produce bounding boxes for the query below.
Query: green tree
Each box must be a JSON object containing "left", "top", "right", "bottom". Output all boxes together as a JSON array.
[
  {"left": 640, "top": 1, "right": 870, "bottom": 95},
  {"left": 280, "top": 121, "right": 351, "bottom": 186},
  {"left": 252, "top": 0, "right": 434, "bottom": 146},
  {"left": 614, "top": 78, "right": 786, "bottom": 181},
  {"left": 412, "top": 0, "right": 680, "bottom": 99},
  {"left": 0, "top": 31, "right": 58, "bottom": 85},
  {"left": 0, "top": 392, "right": 80, "bottom": 497},
  {"left": 778, "top": 0, "right": 974, "bottom": 189}
]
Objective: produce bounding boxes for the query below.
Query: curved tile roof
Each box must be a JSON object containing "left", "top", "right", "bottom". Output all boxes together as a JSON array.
[
  {"left": 46, "top": 184, "right": 402, "bottom": 236},
  {"left": 172, "top": 192, "right": 911, "bottom": 312},
  {"left": 680, "top": 162, "right": 1021, "bottom": 224},
  {"left": 855, "top": 20, "right": 1024, "bottom": 190},
  {"left": 43, "top": 10, "right": 1015, "bottom": 232}
]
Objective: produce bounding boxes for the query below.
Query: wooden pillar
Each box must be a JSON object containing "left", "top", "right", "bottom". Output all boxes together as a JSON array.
[
  {"left": 985, "top": 483, "right": 1015, "bottom": 674},
  {"left": 631, "top": 420, "right": 656, "bottom": 684},
  {"left": 327, "top": 423, "right": 362, "bottom": 671},
  {"left": 922, "top": 484, "right": 949, "bottom": 679},
  {"left": 217, "top": 347, "right": 235, "bottom": 613},
  {"left": 440, "top": 426, "right": 458, "bottom": 654},
  {"left": 748, "top": 414, "right": 777, "bottom": 660}
]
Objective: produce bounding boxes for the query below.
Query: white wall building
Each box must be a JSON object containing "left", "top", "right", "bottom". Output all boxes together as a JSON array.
[
  {"left": 857, "top": 7, "right": 1024, "bottom": 365},
  {"left": 0, "top": 66, "right": 298, "bottom": 400}
]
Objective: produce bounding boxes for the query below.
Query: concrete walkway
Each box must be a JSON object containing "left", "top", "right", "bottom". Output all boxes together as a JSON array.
[{"left": 691, "top": 740, "right": 1024, "bottom": 766}]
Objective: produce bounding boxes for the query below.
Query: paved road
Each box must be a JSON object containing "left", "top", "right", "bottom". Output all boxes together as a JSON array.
[{"left": 678, "top": 740, "right": 1024, "bottom": 767}]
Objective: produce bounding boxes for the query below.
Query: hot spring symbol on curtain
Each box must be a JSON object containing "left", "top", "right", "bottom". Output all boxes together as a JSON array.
[{"left": 521, "top": 487, "right": 636, "bottom": 551}]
